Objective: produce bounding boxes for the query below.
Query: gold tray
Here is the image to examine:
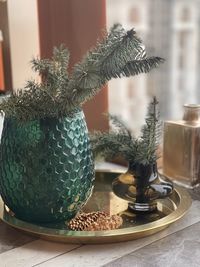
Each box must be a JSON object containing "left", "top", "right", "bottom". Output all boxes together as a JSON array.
[{"left": 0, "top": 171, "right": 192, "bottom": 244}]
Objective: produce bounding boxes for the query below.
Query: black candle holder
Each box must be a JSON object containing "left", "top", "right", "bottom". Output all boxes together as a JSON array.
[{"left": 112, "top": 162, "right": 173, "bottom": 213}]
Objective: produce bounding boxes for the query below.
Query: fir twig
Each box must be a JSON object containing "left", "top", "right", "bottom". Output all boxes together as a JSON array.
[
  {"left": 0, "top": 25, "right": 164, "bottom": 122},
  {"left": 91, "top": 97, "right": 161, "bottom": 165}
]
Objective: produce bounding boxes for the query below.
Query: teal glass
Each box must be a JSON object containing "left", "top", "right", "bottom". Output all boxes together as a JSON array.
[{"left": 0, "top": 110, "right": 94, "bottom": 223}]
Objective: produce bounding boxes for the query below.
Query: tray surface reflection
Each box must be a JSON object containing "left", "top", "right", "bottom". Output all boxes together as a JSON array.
[{"left": 0, "top": 171, "right": 191, "bottom": 244}]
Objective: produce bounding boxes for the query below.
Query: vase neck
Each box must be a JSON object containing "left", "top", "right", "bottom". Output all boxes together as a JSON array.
[
  {"left": 129, "top": 161, "right": 157, "bottom": 172},
  {"left": 128, "top": 162, "right": 157, "bottom": 180}
]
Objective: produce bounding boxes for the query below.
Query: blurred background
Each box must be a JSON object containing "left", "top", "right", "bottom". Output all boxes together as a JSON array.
[
  {"left": 0, "top": 0, "right": 200, "bottom": 135},
  {"left": 107, "top": 0, "right": 200, "bottom": 134}
]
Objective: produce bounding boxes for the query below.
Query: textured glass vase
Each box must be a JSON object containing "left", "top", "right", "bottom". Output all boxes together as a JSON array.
[{"left": 0, "top": 110, "right": 94, "bottom": 223}]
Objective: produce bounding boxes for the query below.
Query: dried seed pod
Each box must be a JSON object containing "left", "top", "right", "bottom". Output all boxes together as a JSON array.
[{"left": 67, "top": 211, "right": 123, "bottom": 231}]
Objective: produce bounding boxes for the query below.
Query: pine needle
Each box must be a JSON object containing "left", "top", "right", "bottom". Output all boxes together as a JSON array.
[
  {"left": 91, "top": 97, "right": 161, "bottom": 165},
  {"left": 0, "top": 25, "right": 164, "bottom": 122}
]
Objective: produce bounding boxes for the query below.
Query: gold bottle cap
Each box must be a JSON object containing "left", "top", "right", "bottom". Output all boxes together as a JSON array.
[{"left": 183, "top": 104, "right": 200, "bottom": 123}]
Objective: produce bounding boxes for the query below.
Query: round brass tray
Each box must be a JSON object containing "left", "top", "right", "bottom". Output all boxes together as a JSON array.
[{"left": 0, "top": 171, "right": 192, "bottom": 244}]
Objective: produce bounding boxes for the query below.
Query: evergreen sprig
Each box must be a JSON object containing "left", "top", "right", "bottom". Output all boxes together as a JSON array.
[
  {"left": 0, "top": 24, "right": 164, "bottom": 122},
  {"left": 91, "top": 97, "right": 161, "bottom": 165}
]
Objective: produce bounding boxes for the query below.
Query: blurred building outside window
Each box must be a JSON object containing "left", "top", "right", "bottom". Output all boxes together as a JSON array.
[{"left": 107, "top": 0, "right": 200, "bottom": 136}]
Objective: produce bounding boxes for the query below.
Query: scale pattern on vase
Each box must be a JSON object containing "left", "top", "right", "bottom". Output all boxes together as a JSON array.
[{"left": 0, "top": 110, "right": 94, "bottom": 223}]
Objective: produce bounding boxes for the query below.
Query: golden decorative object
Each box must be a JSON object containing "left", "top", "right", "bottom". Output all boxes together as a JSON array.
[
  {"left": 163, "top": 104, "right": 200, "bottom": 188},
  {"left": 0, "top": 170, "right": 191, "bottom": 244},
  {"left": 68, "top": 211, "right": 123, "bottom": 231}
]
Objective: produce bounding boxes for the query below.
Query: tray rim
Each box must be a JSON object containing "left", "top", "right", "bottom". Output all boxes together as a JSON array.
[{"left": 0, "top": 184, "right": 192, "bottom": 243}]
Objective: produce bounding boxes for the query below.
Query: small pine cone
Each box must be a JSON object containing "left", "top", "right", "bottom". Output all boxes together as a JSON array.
[
  {"left": 67, "top": 211, "right": 123, "bottom": 231},
  {"left": 86, "top": 214, "right": 123, "bottom": 231}
]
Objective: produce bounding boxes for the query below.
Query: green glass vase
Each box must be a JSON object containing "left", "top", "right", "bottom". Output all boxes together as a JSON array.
[{"left": 0, "top": 110, "right": 94, "bottom": 223}]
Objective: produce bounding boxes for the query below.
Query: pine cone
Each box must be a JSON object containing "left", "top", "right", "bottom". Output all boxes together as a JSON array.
[{"left": 67, "top": 211, "right": 123, "bottom": 231}]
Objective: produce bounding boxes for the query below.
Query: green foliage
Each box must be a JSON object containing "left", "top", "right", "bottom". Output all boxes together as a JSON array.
[
  {"left": 91, "top": 97, "right": 161, "bottom": 165},
  {"left": 0, "top": 24, "right": 164, "bottom": 122}
]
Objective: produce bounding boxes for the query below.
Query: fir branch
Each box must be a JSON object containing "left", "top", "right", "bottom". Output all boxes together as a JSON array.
[
  {"left": 67, "top": 24, "right": 164, "bottom": 106},
  {"left": 91, "top": 115, "right": 136, "bottom": 162},
  {"left": 109, "top": 57, "right": 164, "bottom": 79},
  {"left": 31, "top": 45, "right": 70, "bottom": 94},
  {"left": 91, "top": 97, "right": 161, "bottom": 165},
  {"left": 100, "top": 28, "right": 148, "bottom": 80},
  {"left": 0, "top": 25, "right": 164, "bottom": 122},
  {"left": 108, "top": 114, "right": 132, "bottom": 139},
  {"left": 90, "top": 131, "right": 135, "bottom": 161},
  {"left": 137, "top": 97, "right": 161, "bottom": 164}
]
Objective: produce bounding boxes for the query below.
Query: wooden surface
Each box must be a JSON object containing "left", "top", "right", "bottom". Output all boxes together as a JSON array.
[{"left": 0, "top": 163, "right": 200, "bottom": 267}]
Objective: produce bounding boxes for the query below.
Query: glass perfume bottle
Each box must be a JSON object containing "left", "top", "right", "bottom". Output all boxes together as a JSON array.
[{"left": 163, "top": 104, "right": 200, "bottom": 188}]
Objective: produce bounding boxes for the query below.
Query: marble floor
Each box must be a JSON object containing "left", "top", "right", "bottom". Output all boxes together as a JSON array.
[{"left": 0, "top": 164, "right": 200, "bottom": 267}]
